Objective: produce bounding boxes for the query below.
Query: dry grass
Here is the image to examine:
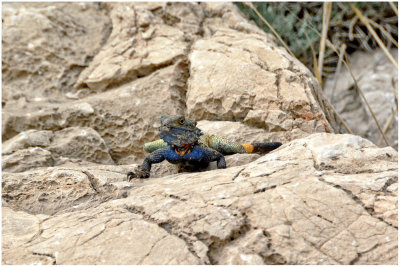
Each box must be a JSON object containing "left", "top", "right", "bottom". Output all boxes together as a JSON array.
[
  {"left": 389, "top": 2, "right": 398, "bottom": 16},
  {"left": 351, "top": 4, "right": 398, "bottom": 69},
  {"left": 305, "top": 30, "right": 322, "bottom": 85},
  {"left": 329, "top": 44, "right": 346, "bottom": 102},
  {"left": 318, "top": 2, "right": 332, "bottom": 77}
]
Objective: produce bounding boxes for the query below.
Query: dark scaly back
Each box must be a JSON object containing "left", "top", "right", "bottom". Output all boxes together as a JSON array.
[{"left": 158, "top": 115, "right": 202, "bottom": 146}]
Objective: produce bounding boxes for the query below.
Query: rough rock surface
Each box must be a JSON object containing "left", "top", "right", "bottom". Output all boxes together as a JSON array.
[
  {"left": 2, "top": 2, "right": 111, "bottom": 102},
  {"left": 2, "top": 147, "right": 54, "bottom": 173},
  {"left": 2, "top": 129, "right": 53, "bottom": 155},
  {"left": 2, "top": 2, "right": 340, "bottom": 165},
  {"left": 325, "top": 49, "right": 398, "bottom": 149},
  {"left": 75, "top": 2, "right": 202, "bottom": 92},
  {"left": 2, "top": 127, "right": 114, "bottom": 173},
  {"left": 2, "top": 165, "right": 133, "bottom": 215},
  {"left": 2, "top": 133, "right": 397, "bottom": 264},
  {"left": 198, "top": 120, "right": 284, "bottom": 144},
  {"left": 186, "top": 29, "right": 333, "bottom": 140},
  {"left": 48, "top": 127, "right": 114, "bottom": 164},
  {"left": 2, "top": 64, "right": 187, "bottom": 164},
  {"left": 2, "top": 2, "right": 397, "bottom": 265}
]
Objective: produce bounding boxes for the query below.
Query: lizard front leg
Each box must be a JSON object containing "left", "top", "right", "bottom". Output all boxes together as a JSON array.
[
  {"left": 127, "top": 148, "right": 167, "bottom": 180},
  {"left": 203, "top": 147, "right": 226, "bottom": 169}
]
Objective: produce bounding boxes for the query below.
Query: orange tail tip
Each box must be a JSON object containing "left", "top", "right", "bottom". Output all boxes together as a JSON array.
[{"left": 242, "top": 143, "right": 254, "bottom": 154}]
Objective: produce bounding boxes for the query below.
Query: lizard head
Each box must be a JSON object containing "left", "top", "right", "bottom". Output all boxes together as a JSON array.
[{"left": 158, "top": 114, "right": 202, "bottom": 146}]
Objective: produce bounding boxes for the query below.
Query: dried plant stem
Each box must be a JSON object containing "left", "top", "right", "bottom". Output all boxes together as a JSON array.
[
  {"left": 348, "top": 17, "right": 358, "bottom": 41},
  {"left": 326, "top": 99, "right": 354, "bottom": 134},
  {"left": 323, "top": 38, "right": 390, "bottom": 146},
  {"left": 351, "top": 4, "right": 398, "bottom": 69},
  {"left": 344, "top": 53, "right": 390, "bottom": 146},
  {"left": 389, "top": 2, "right": 398, "bottom": 16},
  {"left": 329, "top": 44, "right": 346, "bottom": 102},
  {"left": 378, "top": 111, "right": 395, "bottom": 145},
  {"left": 368, "top": 19, "right": 398, "bottom": 47},
  {"left": 305, "top": 31, "right": 322, "bottom": 85},
  {"left": 318, "top": 2, "right": 332, "bottom": 77},
  {"left": 244, "top": 2, "right": 296, "bottom": 59}
]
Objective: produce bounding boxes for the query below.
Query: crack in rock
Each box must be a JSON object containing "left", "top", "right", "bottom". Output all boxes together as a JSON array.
[
  {"left": 196, "top": 212, "right": 251, "bottom": 264},
  {"left": 123, "top": 205, "right": 202, "bottom": 261},
  {"left": 32, "top": 252, "right": 56, "bottom": 265},
  {"left": 138, "top": 235, "right": 167, "bottom": 264},
  {"left": 253, "top": 181, "right": 291, "bottom": 194},
  {"left": 318, "top": 177, "right": 398, "bottom": 230},
  {"left": 253, "top": 185, "right": 276, "bottom": 194},
  {"left": 382, "top": 176, "right": 397, "bottom": 193},
  {"left": 82, "top": 170, "right": 101, "bottom": 194},
  {"left": 349, "top": 243, "right": 380, "bottom": 265},
  {"left": 232, "top": 167, "right": 246, "bottom": 181}
]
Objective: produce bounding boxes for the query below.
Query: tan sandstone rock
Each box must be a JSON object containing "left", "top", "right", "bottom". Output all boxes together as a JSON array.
[
  {"left": 2, "top": 2, "right": 341, "bottom": 166},
  {"left": 2, "top": 205, "right": 199, "bottom": 265},
  {"left": 2, "top": 3, "right": 396, "bottom": 264},
  {"left": 2, "top": 133, "right": 397, "bottom": 265},
  {"left": 2, "top": 147, "right": 54, "bottom": 173},
  {"left": 2, "top": 164, "right": 134, "bottom": 215},
  {"left": 2, "top": 127, "right": 114, "bottom": 172},
  {"left": 2, "top": 2, "right": 111, "bottom": 103},
  {"left": 75, "top": 2, "right": 203, "bottom": 91},
  {"left": 2, "top": 63, "right": 188, "bottom": 164},
  {"left": 2, "top": 129, "right": 53, "bottom": 155},
  {"left": 48, "top": 127, "right": 114, "bottom": 164},
  {"left": 186, "top": 27, "right": 336, "bottom": 143}
]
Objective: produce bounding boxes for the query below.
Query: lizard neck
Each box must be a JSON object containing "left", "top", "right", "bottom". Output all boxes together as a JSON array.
[{"left": 174, "top": 143, "right": 195, "bottom": 156}]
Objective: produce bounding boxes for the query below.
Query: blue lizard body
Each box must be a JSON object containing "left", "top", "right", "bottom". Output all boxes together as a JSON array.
[
  {"left": 127, "top": 115, "right": 282, "bottom": 179},
  {"left": 163, "top": 144, "right": 213, "bottom": 163}
]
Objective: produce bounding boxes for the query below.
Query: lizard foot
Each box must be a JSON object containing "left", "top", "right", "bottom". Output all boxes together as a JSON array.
[{"left": 127, "top": 169, "right": 150, "bottom": 181}]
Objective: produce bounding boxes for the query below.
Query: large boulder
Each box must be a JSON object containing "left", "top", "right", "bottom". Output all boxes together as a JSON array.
[
  {"left": 2, "top": 133, "right": 397, "bottom": 264},
  {"left": 186, "top": 2, "right": 339, "bottom": 143},
  {"left": 75, "top": 2, "right": 203, "bottom": 92},
  {"left": 2, "top": 2, "right": 340, "bottom": 166}
]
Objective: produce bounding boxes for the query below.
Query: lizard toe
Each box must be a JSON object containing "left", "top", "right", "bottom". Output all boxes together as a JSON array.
[{"left": 127, "top": 171, "right": 136, "bottom": 181}]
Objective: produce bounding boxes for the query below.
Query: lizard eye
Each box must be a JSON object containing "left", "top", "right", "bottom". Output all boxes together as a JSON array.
[{"left": 179, "top": 118, "right": 185, "bottom": 125}]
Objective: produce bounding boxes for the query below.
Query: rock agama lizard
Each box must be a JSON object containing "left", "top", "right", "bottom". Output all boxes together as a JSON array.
[{"left": 127, "top": 115, "right": 282, "bottom": 179}]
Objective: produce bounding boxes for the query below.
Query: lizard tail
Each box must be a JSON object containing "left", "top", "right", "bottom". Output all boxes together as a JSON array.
[{"left": 242, "top": 142, "right": 282, "bottom": 154}]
